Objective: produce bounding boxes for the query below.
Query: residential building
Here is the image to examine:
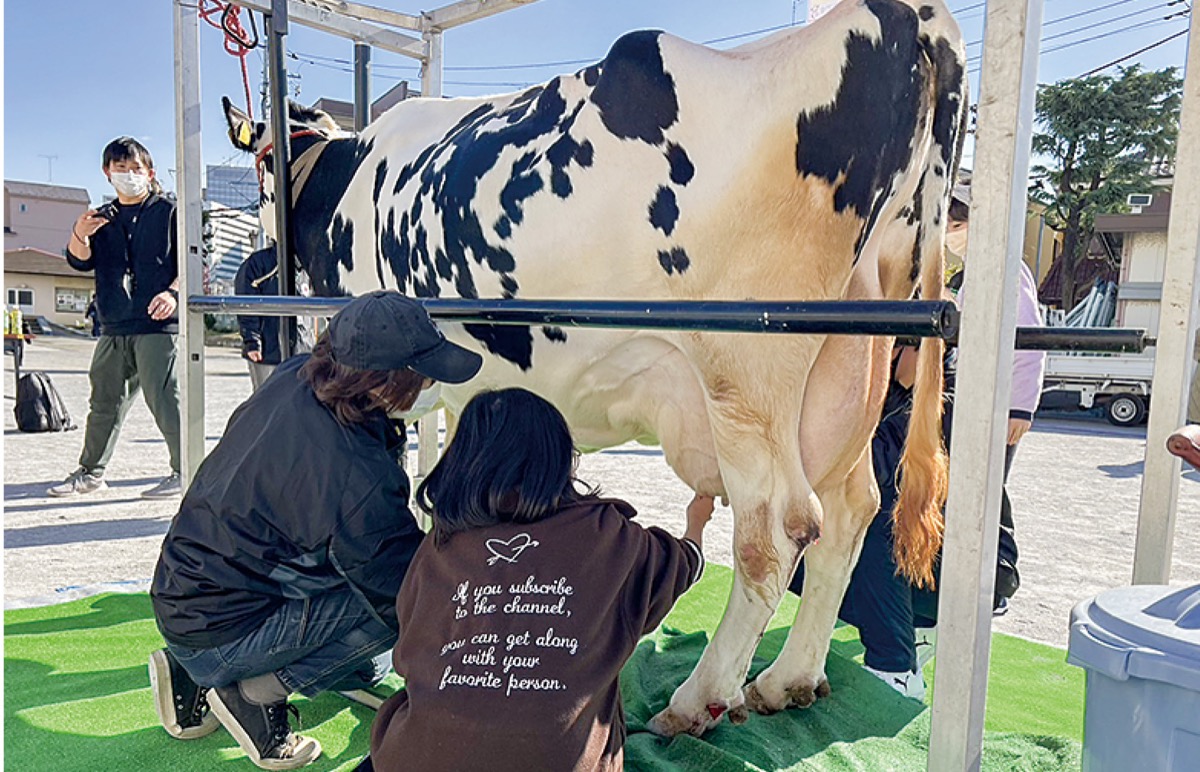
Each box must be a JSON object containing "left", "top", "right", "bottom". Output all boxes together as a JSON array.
[
  {"left": 311, "top": 80, "right": 417, "bottom": 131},
  {"left": 4, "top": 180, "right": 92, "bottom": 255},
  {"left": 4, "top": 247, "right": 96, "bottom": 327}
]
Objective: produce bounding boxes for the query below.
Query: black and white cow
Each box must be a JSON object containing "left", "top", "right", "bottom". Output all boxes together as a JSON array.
[{"left": 225, "top": 0, "right": 966, "bottom": 736}]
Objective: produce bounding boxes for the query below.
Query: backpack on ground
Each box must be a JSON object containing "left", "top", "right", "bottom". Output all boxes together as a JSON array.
[{"left": 14, "top": 372, "right": 76, "bottom": 433}]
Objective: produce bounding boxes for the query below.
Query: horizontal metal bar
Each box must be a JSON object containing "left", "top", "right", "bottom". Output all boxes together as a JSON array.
[
  {"left": 899, "top": 327, "right": 1154, "bottom": 353},
  {"left": 424, "top": 0, "right": 542, "bottom": 31},
  {"left": 233, "top": 0, "right": 426, "bottom": 58},
  {"left": 299, "top": 0, "right": 422, "bottom": 31},
  {"left": 189, "top": 295, "right": 960, "bottom": 338}
]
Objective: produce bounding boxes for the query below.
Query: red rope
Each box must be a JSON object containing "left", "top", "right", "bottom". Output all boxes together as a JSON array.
[{"left": 198, "top": 0, "right": 259, "bottom": 120}]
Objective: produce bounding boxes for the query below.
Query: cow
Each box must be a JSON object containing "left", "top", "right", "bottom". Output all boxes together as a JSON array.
[{"left": 222, "top": 0, "right": 967, "bottom": 737}]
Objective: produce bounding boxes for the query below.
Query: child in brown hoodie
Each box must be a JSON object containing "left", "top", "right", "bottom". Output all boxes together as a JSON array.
[{"left": 365, "top": 387, "right": 712, "bottom": 772}]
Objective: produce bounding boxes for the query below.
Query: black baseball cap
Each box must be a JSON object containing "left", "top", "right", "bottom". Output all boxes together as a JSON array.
[{"left": 327, "top": 290, "right": 483, "bottom": 384}]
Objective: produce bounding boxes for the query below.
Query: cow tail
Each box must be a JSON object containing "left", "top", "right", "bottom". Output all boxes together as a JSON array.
[
  {"left": 892, "top": 244, "right": 948, "bottom": 589},
  {"left": 891, "top": 41, "right": 965, "bottom": 589}
]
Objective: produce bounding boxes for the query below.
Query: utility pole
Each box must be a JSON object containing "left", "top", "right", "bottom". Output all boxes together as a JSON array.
[{"left": 38, "top": 154, "right": 58, "bottom": 182}]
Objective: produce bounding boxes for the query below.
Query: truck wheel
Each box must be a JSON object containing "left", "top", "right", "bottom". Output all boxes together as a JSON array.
[{"left": 1106, "top": 394, "right": 1146, "bottom": 426}]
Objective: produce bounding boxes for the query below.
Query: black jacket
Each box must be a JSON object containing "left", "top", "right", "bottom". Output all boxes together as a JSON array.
[
  {"left": 66, "top": 194, "right": 178, "bottom": 336},
  {"left": 151, "top": 356, "right": 424, "bottom": 649},
  {"left": 235, "top": 246, "right": 298, "bottom": 365}
]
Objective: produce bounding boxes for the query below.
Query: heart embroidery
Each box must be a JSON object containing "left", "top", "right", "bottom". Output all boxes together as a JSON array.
[{"left": 486, "top": 533, "right": 540, "bottom": 566}]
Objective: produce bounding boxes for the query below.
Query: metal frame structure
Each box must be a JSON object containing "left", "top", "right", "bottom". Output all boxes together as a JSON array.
[{"left": 173, "top": 1, "right": 1200, "bottom": 769}]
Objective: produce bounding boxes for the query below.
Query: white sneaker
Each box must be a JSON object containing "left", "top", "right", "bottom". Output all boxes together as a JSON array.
[
  {"left": 864, "top": 665, "right": 926, "bottom": 700},
  {"left": 142, "top": 473, "right": 183, "bottom": 499},
  {"left": 915, "top": 626, "right": 938, "bottom": 671},
  {"left": 47, "top": 467, "right": 107, "bottom": 497}
]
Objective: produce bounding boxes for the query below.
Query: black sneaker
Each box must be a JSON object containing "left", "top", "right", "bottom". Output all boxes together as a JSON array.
[
  {"left": 148, "top": 648, "right": 219, "bottom": 739},
  {"left": 209, "top": 683, "right": 322, "bottom": 770}
]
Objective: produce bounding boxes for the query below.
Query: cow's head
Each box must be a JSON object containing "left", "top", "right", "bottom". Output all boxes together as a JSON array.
[{"left": 222, "top": 96, "right": 341, "bottom": 233}]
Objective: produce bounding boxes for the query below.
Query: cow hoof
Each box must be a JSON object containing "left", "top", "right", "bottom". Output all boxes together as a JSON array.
[
  {"left": 743, "top": 682, "right": 785, "bottom": 715},
  {"left": 786, "top": 677, "right": 831, "bottom": 709},
  {"left": 647, "top": 705, "right": 720, "bottom": 738}
]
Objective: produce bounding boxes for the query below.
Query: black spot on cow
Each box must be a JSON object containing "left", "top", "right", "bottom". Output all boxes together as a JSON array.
[
  {"left": 648, "top": 186, "right": 679, "bottom": 236},
  {"left": 434, "top": 247, "right": 453, "bottom": 282},
  {"left": 666, "top": 142, "right": 694, "bottom": 185},
  {"left": 898, "top": 206, "right": 913, "bottom": 220},
  {"left": 591, "top": 30, "right": 679, "bottom": 145},
  {"left": 551, "top": 167, "right": 573, "bottom": 198},
  {"left": 933, "top": 164, "right": 944, "bottom": 178},
  {"left": 542, "top": 326, "right": 567, "bottom": 343},
  {"left": 494, "top": 215, "right": 513, "bottom": 239},
  {"left": 575, "top": 140, "right": 594, "bottom": 167},
  {"left": 546, "top": 134, "right": 582, "bottom": 198},
  {"left": 500, "top": 152, "right": 545, "bottom": 224},
  {"left": 579, "top": 64, "right": 601, "bottom": 87},
  {"left": 795, "top": 0, "right": 924, "bottom": 220},
  {"left": 381, "top": 209, "right": 407, "bottom": 290},
  {"left": 919, "top": 5, "right": 935, "bottom": 21},
  {"left": 372, "top": 159, "right": 389, "bottom": 204},
  {"left": 499, "top": 274, "right": 519, "bottom": 298},
  {"left": 924, "top": 35, "right": 966, "bottom": 169},
  {"left": 463, "top": 323, "right": 532, "bottom": 370},
  {"left": 324, "top": 215, "right": 354, "bottom": 296},
  {"left": 908, "top": 176, "right": 925, "bottom": 281},
  {"left": 657, "top": 246, "right": 691, "bottom": 275}
]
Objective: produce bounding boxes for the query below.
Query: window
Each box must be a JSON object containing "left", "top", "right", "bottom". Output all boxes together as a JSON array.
[
  {"left": 18, "top": 203, "right": 27, "bottom": 213},
  {"left": 7, "top": 288, "right": 34, "bottom": 309},
  {"left": 56, "top": 287, "right": 90, "bottom": 314}
]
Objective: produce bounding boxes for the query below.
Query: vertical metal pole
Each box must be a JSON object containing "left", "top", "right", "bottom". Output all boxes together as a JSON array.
[
  {"left": 174, "top": 0, "right": 206, "bottom": 486},
  {"left": 267, "top": 0, "right": 296, "bottom": 360},
  {"left": 354, "top": 43, "right": 372, "bottom": 132},
  {"left": 928, "top": 1, "right": 1043, "bottom": 770},
  {"left": 1132, "top": 5, "right": 1200, "bottom": 584},
  {"left": 417, "top": 25, "right": 443, "bottom": 486},
  {"left": 421, "top": 29, "right": 444, "bottom": 97}
]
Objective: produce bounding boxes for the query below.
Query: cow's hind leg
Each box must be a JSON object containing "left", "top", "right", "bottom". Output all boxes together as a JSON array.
[{"left": 743, "top": 453, "right": 879, "bottom": 712}]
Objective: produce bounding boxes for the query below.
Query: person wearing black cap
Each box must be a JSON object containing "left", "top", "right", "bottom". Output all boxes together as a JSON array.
[{"left": 148, "top": 291, "right": 482, "bottom": 770}]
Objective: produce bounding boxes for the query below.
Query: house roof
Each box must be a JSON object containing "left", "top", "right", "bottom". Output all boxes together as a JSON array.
[
  {"left": 1094, "top": 192, "right": 1172, "bottom": 234},
  {"left": 4, "top": 248, "right": 84, "bottom": 277},
  {"left": 5, "top": 180, "right": 91, "bottom": 205}
]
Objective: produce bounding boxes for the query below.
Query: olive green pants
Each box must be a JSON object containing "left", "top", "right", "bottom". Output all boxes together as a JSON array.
[{"left": 80, "top": 334, "right": 181, "bottom": 475}]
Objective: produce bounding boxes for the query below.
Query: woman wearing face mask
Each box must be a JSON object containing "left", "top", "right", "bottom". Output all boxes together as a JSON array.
[
  {"left": 50, "top": 137, "right": 185, "bottom": 499},
  {"left": 149, "top": 291, "right": 482, "bottom": 770}
]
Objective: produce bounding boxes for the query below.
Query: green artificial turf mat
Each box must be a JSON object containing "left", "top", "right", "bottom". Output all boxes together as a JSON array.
[{"left": 5, "top": 567, "right": 1084, "bottom": 771}]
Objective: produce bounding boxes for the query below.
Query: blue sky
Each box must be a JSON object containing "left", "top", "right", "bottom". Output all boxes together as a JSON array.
[{"left": 4, "top": 0, "right": 1192, "bottom": 204}]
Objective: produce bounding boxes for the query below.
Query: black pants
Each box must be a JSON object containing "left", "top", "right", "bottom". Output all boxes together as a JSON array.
[{"left": 789, "top": 444, "right": 1021, "bottom": 673}]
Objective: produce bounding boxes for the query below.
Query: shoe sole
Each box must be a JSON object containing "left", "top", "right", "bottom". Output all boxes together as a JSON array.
[
  {"left": 148, "top": 650, "right": 219, "bottom": 740},
  {"left": 141, "top": 489, "right": 182, "bottom": 499},
  {"left": 47, "top": 481, "right": 107, "bottom": 498},
  {"left": 338, "top": 689, "right": 384, "bottom": 710},
  {"left": 208, "top": 690, "right": 322, "bottom": 770}
]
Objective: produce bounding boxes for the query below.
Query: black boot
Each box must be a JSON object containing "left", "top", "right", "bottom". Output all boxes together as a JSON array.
[
  {"left": 208, "top": 682, "right": 322, "bottom": 770},
  {"left": 148, "top": 648, "right": 219, "bottom": 739}
]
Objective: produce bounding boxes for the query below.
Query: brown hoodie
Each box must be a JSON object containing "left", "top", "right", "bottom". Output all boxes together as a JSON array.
[{"left": 368, "top": 497, "right": 703, "bottom": 772}]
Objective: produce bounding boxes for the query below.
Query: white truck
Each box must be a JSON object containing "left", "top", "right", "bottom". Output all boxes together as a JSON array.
[{"left": 1040, "top": 351, "right": 1155, "bottom": 426}]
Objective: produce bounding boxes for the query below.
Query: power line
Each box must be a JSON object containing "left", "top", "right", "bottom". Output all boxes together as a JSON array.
[
  {"left": 1080, "top": 27, "right": 1190, "bottom": 76},
  {"left": 968, "top": 1, "right": 1180, "bottom": 61},
  {"left": 966, "top": 14, "right": 1187, "bottom": 73}
]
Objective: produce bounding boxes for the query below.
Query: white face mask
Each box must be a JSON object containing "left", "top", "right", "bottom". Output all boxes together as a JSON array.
[
  {"left": 110, "top": 171, "right": 151, "bottom": 199},
  {"left": 390, "top": 382, "right": 442, "bottom": 423},
  {"left": 945, "top": 228, "right": 969, "bottom": 258}
]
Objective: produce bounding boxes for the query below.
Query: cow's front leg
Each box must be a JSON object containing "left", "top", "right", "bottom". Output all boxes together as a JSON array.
[{"left": 744, "top": 454, "right": 879, "bottom": 712}]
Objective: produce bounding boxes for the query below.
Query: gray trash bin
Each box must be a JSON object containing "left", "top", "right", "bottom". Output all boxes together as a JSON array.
[{"left": 1068, "top": 584, "right": 1200, "bottom": 772}]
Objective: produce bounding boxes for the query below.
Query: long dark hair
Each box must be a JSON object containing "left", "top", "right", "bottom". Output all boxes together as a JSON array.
[
  {"left": 417, "top": 388, "right": 597, "bottom": 547},
  {"left": 299, "top": 334, "right": 426, "bottom": 425}
]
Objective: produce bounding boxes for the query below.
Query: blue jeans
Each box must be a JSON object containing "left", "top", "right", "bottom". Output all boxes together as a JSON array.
[{"left": 167, "top": 585, "right": 396, "bottom": 697}]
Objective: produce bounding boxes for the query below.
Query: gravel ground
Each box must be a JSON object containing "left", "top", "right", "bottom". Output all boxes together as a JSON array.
[{"left": 5, "top": 335, "right": 1199, "bottom": 648}]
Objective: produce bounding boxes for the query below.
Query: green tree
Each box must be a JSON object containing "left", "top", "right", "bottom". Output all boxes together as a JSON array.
[{"left": 1031, "top": 65, "right": 1182, "bottom": 309}]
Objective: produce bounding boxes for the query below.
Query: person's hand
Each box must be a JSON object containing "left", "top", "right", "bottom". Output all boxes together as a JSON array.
[
  {"left": 148, "top": 290, "right": 177, "bottom": 321},
  {"left": 684, "top": 494, "right": 715, "bottom": 546},
  {"left": 74, "top": 210, "right": 108, "bottom": 241},
  {"left": 1007, "top": 417, "right": 1031, "bottom": 446},
  {"left": 247, "top": 349, "right": 263, "bottom": 363}
]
